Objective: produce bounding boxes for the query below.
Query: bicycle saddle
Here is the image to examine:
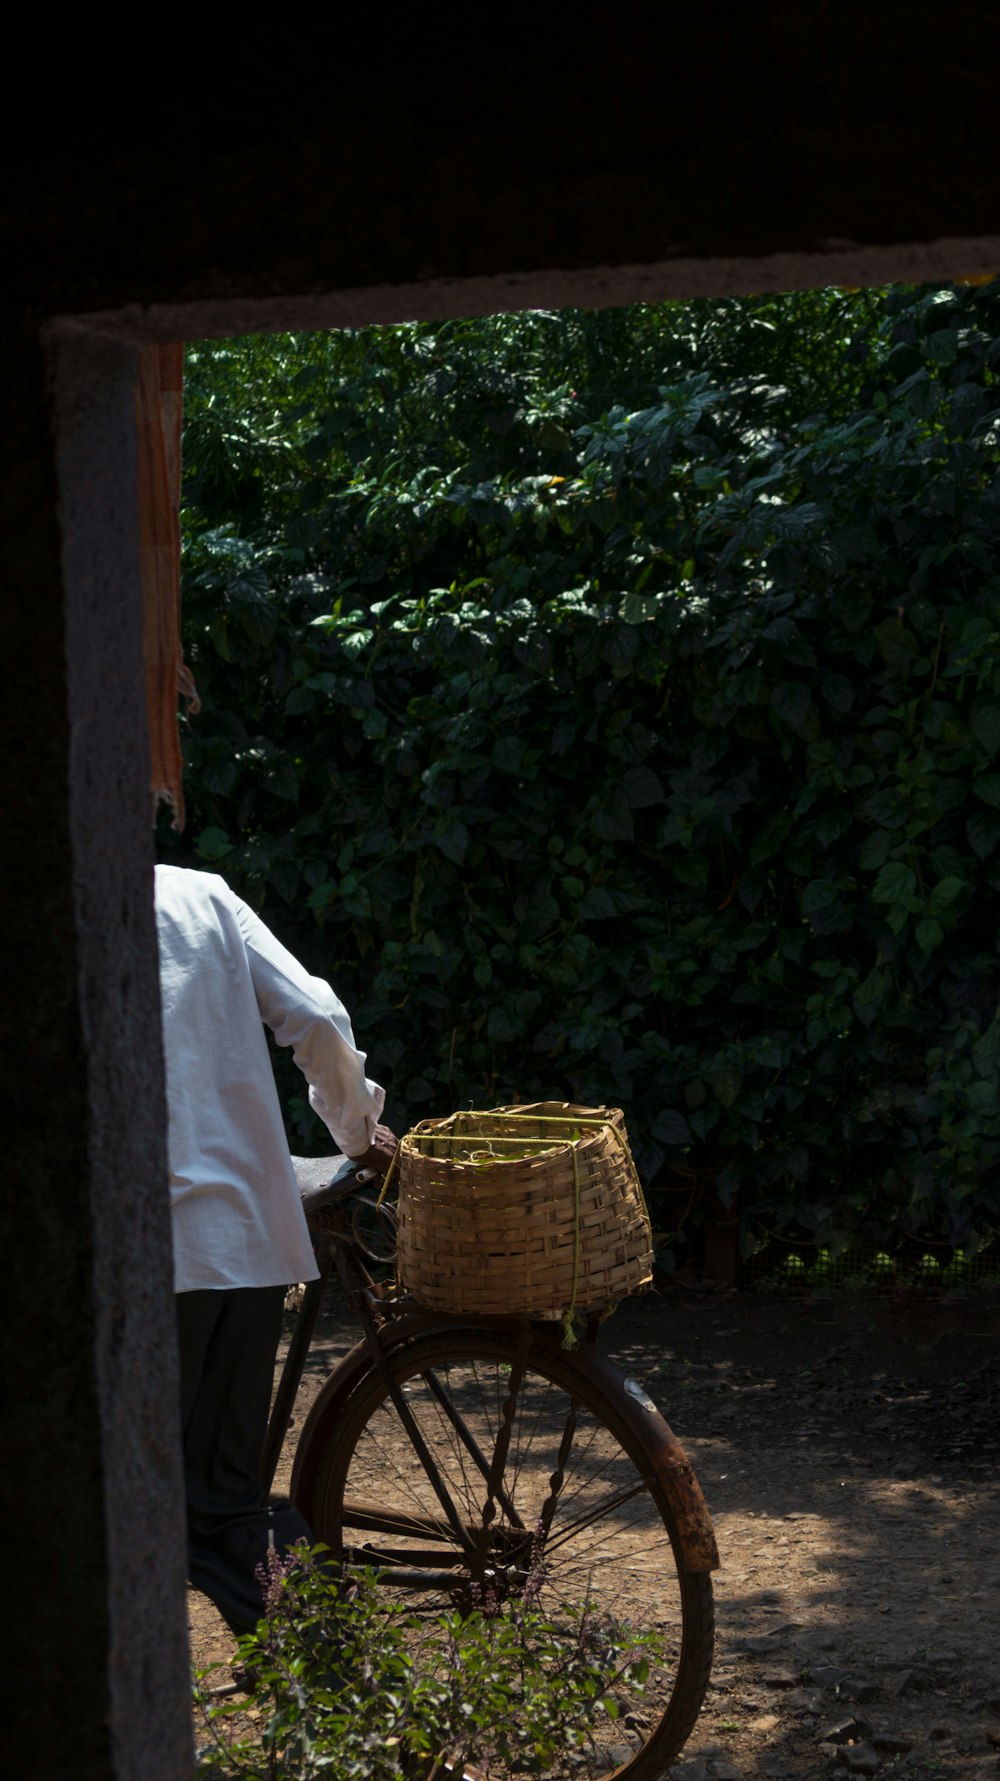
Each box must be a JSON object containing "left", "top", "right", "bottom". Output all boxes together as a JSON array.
[{"left": 292, "top": 1154, "right": 365, "bottom": 1216}]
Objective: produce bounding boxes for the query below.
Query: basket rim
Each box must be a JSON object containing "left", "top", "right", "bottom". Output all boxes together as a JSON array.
[
  {"left": 405, "top": 1109, "right": 623, "bottom": 1144},
  {"left": 410, "top": 1104, "right": 623, "bottom": 1127},
  {"left": 401, "top": 1130, "right": 623, "bottom": 1172}
]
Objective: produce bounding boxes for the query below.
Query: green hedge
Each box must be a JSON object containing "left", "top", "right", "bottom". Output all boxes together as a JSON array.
[{"left": 161, "top": 283, "right": 1000, "bottom": 1258}]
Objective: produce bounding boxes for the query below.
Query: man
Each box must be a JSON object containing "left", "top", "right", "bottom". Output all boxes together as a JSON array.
[{"left": 155, "top": 863, "right": 396, "bottom": 1635}]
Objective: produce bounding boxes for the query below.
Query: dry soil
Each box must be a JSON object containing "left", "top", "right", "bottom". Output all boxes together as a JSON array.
[{"left": 187, "top": 1278, "right": 1000, "bottom": 1779}]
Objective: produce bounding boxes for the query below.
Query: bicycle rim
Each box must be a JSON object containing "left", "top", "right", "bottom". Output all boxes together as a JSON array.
[{"left": 308, "top": 1329, "right": 713, "bottom": 1780}]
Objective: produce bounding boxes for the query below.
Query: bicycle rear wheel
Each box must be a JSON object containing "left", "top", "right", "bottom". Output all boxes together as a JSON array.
[{"left": 302, "top": 1328, "right": 714, "bottom": 1780}]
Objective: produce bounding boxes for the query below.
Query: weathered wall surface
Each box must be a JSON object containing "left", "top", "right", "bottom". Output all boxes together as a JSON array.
[
  {"left": 0, "top": 327, "right": 192, "bottom": 1777},
  {"left": 57, "top": 329, "right": 192, "bottom": 1776},
  {"left": 1, "top": 20, "right": 997, "bottom": 1776},
  {"left": 0, "top": 324, "right": 119, "bottom": 1775}
]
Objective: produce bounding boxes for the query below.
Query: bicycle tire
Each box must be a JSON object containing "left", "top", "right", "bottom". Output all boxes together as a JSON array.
[{"left": 298, "top": 1327, "right": 714, "bottom": 1780}]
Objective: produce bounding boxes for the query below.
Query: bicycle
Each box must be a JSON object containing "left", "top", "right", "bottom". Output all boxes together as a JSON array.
[{"left": 260, "top": 1154, "right": 719, "bottom": 1781}]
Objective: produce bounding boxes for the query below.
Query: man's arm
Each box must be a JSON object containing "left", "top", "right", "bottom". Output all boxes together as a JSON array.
[{"left": 231, "top": 892, "right": 388, "bottom": 1160}]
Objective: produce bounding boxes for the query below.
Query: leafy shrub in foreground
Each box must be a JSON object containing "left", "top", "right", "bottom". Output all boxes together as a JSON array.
[{"left": 193, "top": 1547, "right": 661, "bottom": 1780}]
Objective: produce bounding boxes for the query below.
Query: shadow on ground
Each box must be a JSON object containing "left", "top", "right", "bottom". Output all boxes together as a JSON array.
[{"left": 602, "top": 1284, "right": 1000, "bottom": 1779}]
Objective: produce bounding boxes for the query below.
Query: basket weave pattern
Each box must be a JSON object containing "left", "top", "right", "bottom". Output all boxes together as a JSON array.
[{"left": 395, "top": 1102, "right": 653, "bottom": 1318}]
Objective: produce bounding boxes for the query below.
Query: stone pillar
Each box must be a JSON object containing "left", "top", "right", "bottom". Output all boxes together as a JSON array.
[{"left": 0, "top": 318, "right": 192, "bottom": 1777}]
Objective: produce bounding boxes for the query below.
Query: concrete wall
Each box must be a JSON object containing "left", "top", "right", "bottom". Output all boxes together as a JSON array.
[
  {"left": 0, "top": 324, "right": 191, "bottom": 1777},
  {"left": 57, "top": 328, "right": 192, "bottom": 1774},
  {"left": 2, "top": 28, "right": 998, "bottom": 1775}
]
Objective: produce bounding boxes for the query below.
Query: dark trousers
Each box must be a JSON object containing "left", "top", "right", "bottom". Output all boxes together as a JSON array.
[{"left": 176, "top": 1286, "right": 313, "bottom": 1635}]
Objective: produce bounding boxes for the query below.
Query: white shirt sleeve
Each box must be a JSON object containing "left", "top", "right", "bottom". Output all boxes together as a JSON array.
[{"left": 232, "top": 893, "right": 385, "bottom": 1157}]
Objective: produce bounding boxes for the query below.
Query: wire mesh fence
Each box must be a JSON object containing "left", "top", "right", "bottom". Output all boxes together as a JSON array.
[{"left": 735, "top": 1232, "right": 1000, "bottom": 1294}]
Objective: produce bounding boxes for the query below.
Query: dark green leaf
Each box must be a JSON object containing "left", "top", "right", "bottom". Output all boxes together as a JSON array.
[
  {"left": 801, "top": 880, "right": 839, "bottom": 916},
  {"left": 967, "top": 807, "right": 1000, "bottom": 859},
  {"left": 771, "top": 681, "right": 810, "bottom": 728},
  {"left": 435, "top": 820, "right": 469, "bottom": 864},
  {"left": 689, "top": 1104, "right": 720, "bottom": 1141},
  {"left": 972, "top": 703, "right": 1000, "bottom": 757},
  {"left": 195, "top": 826, "right": 234, "bottom": 861},
  {"left": 873, "top": 862, "right": 917, "bottom": 904},
  {"left": 493, "top": 735, "right": 526, "bottom": 774},
  {"left": 973, "top": 774, "right": 1000, "bottom": 808},
  {"left": 859, "top": 829, "right": 892, "bottom": 870},
  {"left": 652, "top": 1109, "right": 692, "bottom": 1146},
  {"left": 590, "top": 801, "right": 635, "bottom": 842},
  {"left": 874, "top": 618, "right": 919, "bottom": 668},
  {"left": 819, "top": 672, "right": 854, "bottom": 713},
  {"left": 853, "top": 966, "right": 886, "bottom": 1024},
  {"left": 710, "top": 1065, "right": 742, "bottom": 1108},
  {"left": 925, "top": 328, "right": 959, "bottom": 366},
  {"left": 405, "top": 1077, "right": 436, "bottom": 1102},
  {"left": 201, "top": 760, "right": 238, "bottom": 795},
  {"left": 622, "top": 765, "right": 665, "bottom": 808},
  {"left": 577, "top": 886, "right": 617, "bottom": 919},
  {"left": 928, "top": 875, "right": 966, "bottom": 909}
]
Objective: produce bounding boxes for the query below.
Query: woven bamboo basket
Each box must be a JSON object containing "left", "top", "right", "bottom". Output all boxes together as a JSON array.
[{"left": 394, "top": 1101, "right": 653, "bottom": 1318}]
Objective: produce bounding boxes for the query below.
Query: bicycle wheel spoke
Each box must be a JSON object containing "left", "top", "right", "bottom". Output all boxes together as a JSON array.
[
  {"left": 423, "top": 1365, "right": 526, "bottom": 1528},
  {"left": 542, "top": 1477, "right": 664, "bottom": 1555}
]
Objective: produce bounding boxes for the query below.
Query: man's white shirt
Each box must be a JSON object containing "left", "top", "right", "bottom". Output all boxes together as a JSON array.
[{"left": 155, "top": 865, "right": 384, "bottom": 1292}]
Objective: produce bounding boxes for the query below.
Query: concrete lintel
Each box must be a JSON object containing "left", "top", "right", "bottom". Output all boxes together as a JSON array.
[{"left": 57, "top": 234, "right": 1000, "bottom": 345}]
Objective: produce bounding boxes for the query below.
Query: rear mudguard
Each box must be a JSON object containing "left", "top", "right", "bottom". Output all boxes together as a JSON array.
[{"left": 290, "top": 1315, "right": 719, "bottom": 1575}]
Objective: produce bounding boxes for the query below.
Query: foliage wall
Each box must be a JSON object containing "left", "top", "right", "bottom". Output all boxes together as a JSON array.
[{"left": 160, "top": 282, "right": 1000, "bottom": 1258}]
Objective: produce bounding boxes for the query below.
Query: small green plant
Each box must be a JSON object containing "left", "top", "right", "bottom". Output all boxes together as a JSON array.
[
  {"left": 780, "top": 1254, "right": 807, "bottom": 1288},
  {"left": 942, "top": 1247, "right": 971, "bottom": 1286},
  {"left": 193, "top": 1541, "right": 665, "bottom": 1779},
  {"left": 807, "top": 1248, "right": 833, "bottom": 1291},
  {"left": 918, "top": 1253, "right": 943, "bottom": 1284}
]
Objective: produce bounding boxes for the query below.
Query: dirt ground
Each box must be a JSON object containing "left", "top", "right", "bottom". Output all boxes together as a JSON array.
[{"left": 188, "top": 1278, "right": 1000, "bottom": 1779}]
